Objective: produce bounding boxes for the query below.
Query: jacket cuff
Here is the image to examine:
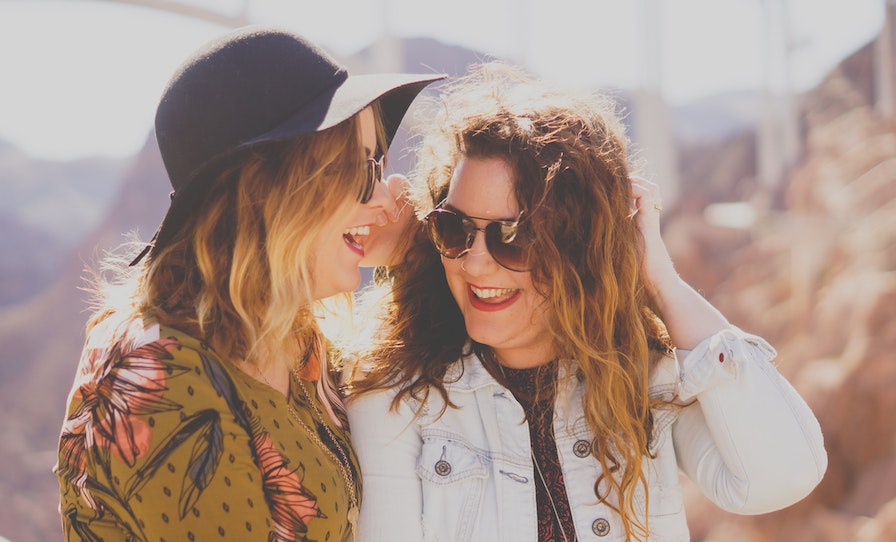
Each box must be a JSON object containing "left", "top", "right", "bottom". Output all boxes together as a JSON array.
[{"left": 676, "top": 327, "right": 777, "bottom": 401}]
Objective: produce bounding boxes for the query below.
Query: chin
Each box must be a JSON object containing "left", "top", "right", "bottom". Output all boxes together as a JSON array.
[
  {"left": 466, "top": 327, "right": 504, "bottom": 348},
  {"left": 338, "top": 273, "right": 363, "bottom": 295},
  {"left": 313, "top": 275, "right": 362, "bottom": 300}
]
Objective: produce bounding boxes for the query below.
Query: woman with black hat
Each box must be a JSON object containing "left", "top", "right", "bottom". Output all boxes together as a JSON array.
[{"left": 54, "top": 25, "right": 443, "bottom": 542}]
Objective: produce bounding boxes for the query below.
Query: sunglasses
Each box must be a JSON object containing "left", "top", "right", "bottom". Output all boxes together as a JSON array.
[
  {"left": 424, "top": 205, "right": 531, "bottom": 272},
  {"left": 358, "top": 154, "right": 385, "bottom": 204}
]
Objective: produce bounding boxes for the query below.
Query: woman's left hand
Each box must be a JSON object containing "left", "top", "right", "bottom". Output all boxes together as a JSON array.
[
  {"left": 360, "top": 174, "right": 419, "bottom": 267},
  {"left": 630, "top": 176, "right": 730, "bottom": 347},
  {"left": 629, "top": 176, "right": 677, "bottom": 296}
]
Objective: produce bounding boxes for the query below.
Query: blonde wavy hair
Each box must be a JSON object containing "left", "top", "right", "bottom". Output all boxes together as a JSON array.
[
  {"left": 350, "top": 64, "right": 671, "bottom": 540},
  {"left": 85, "top": 103, "right": 387, "bottom": 382}
]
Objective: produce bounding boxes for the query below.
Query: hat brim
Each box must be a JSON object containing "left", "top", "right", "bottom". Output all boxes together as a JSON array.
[
  {"left": 247, "top": 72, "right": 446, "bottom": 148},
  {"left": 140, "top": 71, "right": 445, "bottom": 264}
]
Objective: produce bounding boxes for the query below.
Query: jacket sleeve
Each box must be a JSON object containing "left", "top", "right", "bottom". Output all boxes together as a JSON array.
[
  {"left": 671, "top": 327, "right": 827, "bottom": 514},
  {"left": 347, "top": 387, "right": 425, "bottom": 541}
]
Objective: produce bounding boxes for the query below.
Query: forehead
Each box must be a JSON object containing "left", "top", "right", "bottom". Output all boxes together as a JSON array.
[{"left": 446, "top": 156, "right": 519, "bottom": 219}]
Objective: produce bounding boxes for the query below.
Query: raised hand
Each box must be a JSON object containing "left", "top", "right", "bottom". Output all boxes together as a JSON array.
[
  {"left": 629, "top": 175, "right": 729, "bottom": 349},
  {"left": 360, "top": 174, "right": 419, "bottom": 268}
]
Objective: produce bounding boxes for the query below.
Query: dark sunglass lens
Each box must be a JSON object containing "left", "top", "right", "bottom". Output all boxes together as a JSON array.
[
  {"left": 359, "top": 182, "right": 373, "bottom": 204},
  {"left": 485, "top": 223, "right": 528, "bottom": 270},
  {"left": 360, "top": 157, "right": 383, "bottom": 204},
  {"left": 431, "top": 211, "right": 470, "bottom": 257}
]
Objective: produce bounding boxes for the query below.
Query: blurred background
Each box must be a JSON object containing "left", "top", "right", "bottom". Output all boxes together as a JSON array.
[{"left": 1, "top": 0, "right": 894, "bottom": 540}]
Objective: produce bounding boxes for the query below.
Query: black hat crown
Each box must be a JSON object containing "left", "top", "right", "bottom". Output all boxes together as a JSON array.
[{"left": 134, "top": 25, "right": 444, "bottom": 265}]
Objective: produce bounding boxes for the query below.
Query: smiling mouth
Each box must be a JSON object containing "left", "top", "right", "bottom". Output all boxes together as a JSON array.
[
  {"left": 343, "top": 225, "right": 370, "bottom": 250},
  {"left": 470, "top": 286, "right": 517, "bottom": 303}
]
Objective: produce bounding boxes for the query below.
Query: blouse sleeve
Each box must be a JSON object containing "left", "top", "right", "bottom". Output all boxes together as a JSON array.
[
  {"left": 346, "top": 387, "right": 425, "bottom": 541},
  {"left": 57, "top": 337, "right": 276, "bottom": 540},
  {"left": 670, "top": 327, "right": 827, "bottom": 514}
]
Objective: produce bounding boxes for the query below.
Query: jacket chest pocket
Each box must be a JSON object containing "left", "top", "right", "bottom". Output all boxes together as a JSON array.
[{"left": 416, "top": 437, "right": 489, "bottom": 541}]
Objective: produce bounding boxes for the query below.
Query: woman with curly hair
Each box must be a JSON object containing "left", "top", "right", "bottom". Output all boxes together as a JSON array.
[{"left": 345, "top": 63, "right": 826, "bottom": 541}]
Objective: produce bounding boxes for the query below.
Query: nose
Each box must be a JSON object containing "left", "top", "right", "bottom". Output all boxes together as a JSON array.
[{"left": 460, "top": 228, "right": 497, "bottom": 275}]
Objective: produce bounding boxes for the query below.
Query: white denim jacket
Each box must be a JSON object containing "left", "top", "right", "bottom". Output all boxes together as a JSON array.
[{"left": 347, "top": 328, "right": 827, "bottom": 541}]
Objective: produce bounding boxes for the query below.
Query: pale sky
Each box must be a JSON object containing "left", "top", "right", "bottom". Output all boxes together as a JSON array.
[{"left": 0, "top": 0, "right": 885, "bottom": 161}]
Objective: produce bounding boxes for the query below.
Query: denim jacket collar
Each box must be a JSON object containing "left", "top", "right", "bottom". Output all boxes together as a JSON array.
[
  {"left": 442, "top": 346, "right": 680, "bottom": 398},
  {"left": 442, "top": 350, "right": 501, "bottom": 392}
]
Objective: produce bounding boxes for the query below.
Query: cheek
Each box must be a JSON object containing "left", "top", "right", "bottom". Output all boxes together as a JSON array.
[
  {"left": 520, "top": 282, "right": 550, "bottom": 319},
  {"left": 441, "top": 260, "right": 466, "bottom": 294},
  {"left": 530, "top": 297, "right": 552, "bottom": 326},
  {"left": 441, "top": 258, "right": 458, "bottom": 278}
]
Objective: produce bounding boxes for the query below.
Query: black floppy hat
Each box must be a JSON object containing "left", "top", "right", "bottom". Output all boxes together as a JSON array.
[{"left": 132, "top": 25, "right": 445, "bottom": 265}]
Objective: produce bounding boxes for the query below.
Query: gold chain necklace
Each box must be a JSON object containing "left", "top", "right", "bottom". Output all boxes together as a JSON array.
[
  {"left": 498, "top": 362, "right": 571, "bottom": 542},
  {"left": 287, "top": 375, "right": 359, "bottom": 531},
  {"left": 251, "top": 364, "right": 359, "bottom": 536}
]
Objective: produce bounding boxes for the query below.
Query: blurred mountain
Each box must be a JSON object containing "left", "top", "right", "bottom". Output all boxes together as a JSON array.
[
  {"left": 0, "top": 131, "right": 167, "bottom": 541},
  {"left": 2, "top": 34, "right": 892, "bottom": 542},
  {"left": 0, "top": 140, "right": 127, "bottom": 305},
  {"left": 0, "top": 214, "right": 64, "bottom": 305}
]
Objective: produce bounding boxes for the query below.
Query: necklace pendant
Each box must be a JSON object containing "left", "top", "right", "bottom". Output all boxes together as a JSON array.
[{"left": 347, "top": 504, "right": 360, "bottom": 542}]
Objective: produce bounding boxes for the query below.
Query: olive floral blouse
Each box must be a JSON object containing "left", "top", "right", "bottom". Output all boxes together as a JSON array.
[{"left": 55, "top": 319, "right": 360, "bottom": 541}]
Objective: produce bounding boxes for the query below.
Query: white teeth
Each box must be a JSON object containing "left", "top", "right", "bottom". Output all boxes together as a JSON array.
[
  {"left": 470, "top": 286, "right": 515, "bottom": 299},
  {"left": 344, "top": 226, "right": 370, "bottom": 236}
]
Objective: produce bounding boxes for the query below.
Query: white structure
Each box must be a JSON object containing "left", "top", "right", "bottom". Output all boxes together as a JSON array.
[
  {"left": 370, "top": 0, "right": 403, "bottom": 73},
  {"left": 97, "top": 0, "right": 249, "bottom": 27},
  {"left": 876, "top": 0, "right": 896, "bottom": 120},
  {"left": 757, "top": 0, "right": 800, "bottom": 206},
  {"left": 635, "top": 0, "right": 680, "bottom": 208}
]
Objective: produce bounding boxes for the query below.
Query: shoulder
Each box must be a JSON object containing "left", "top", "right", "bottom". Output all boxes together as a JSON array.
[
  {"left": 346, "top": 361, "right": 468, "bottom": 425},
  {"left": 443, "top": 353, "right": 495, "bottom": 391},
  {"left": 116, "top": 324, "right": 235, "bottom": 404},
  {"left": 648, "top": 348, "right": 680, "bottom": 401},
  {"left": 80, "top": 318, "right": 221, "bottom": 374},
  {"left": 68, "top": 320, "right": 244, "bottom": 435}
]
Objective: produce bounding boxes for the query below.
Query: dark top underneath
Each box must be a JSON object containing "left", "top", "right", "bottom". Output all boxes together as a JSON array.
[{"left": 502, "top": 363, "right": 578, "bottom": 542}]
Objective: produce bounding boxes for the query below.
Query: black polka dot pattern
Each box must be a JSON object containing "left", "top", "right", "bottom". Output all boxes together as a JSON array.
[{"left": 56, "top": 325, "right": 360, "bottom": 541}]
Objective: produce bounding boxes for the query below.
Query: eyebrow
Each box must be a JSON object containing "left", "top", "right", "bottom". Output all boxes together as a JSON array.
[{"left": 442, "top": 202, "right": 520, "bottom": 223}]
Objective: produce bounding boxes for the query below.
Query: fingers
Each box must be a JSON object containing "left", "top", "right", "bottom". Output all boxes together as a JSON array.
[
  {"left": 385, "top": 173, "right": 414, "bottom": 222},
  {"left": 371, "top": 174, "right": 410, "bottom": 226},
  {"left": 385, "top": 173, "right": 410, "bottom": 194},
  {"left": 361, "top": 174, "right": 418, "bottom": 267},
  {"left": 629, "top": 175, "right": 663, "bottom": 217}
]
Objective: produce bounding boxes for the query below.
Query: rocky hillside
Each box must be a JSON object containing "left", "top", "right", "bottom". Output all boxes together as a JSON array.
[{"left": 666, "top": 40, "right": 896, "bottom": 541}]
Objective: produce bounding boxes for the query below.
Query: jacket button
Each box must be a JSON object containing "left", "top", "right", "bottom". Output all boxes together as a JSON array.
[
  {"left": 434, "top": 459, "right": 452, "bottom": 476},
  {"left": 592, "top": 518, "right": 610, "bottom": 537},
  {"left": 573, "top": 439, "right": 591, "bottom": 457}
]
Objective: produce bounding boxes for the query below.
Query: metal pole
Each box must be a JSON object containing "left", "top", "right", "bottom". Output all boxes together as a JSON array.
[{"left": 93, "top": 0, "right": 251, "bottom": 28}]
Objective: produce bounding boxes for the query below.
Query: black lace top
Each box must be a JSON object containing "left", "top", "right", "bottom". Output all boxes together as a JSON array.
[{"left": 501, "top": 363, "right": 578, "bottom": 542}]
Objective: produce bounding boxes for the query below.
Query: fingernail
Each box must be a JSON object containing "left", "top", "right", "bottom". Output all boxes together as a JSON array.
[{"left": 376, "top": 212, "right": 388, "bottom": 227}]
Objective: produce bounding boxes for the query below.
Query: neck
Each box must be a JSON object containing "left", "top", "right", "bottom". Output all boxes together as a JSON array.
[
  {"left": 492, "top": 346, "right": 557, "bottom": 370},
  {"left": 244, "top": 357, "right": 290, "bottom": 396}
]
